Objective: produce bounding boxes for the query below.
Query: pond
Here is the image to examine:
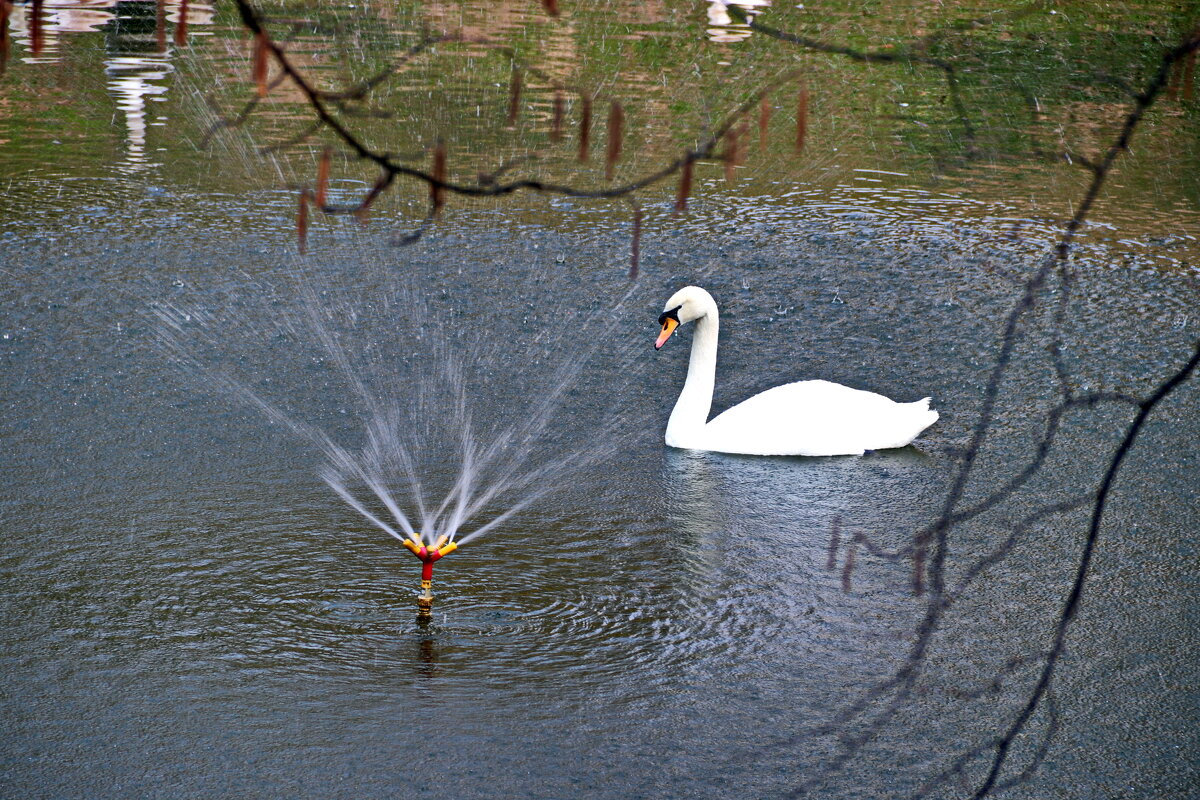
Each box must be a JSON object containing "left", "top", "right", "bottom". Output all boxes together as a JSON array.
[{"left": 2, "top": 2, "right": 1197, "bottom": 799}]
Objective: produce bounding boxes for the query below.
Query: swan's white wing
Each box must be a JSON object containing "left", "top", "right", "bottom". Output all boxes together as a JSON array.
[{"left": 702, "top": 380, "right": 937, "bottom": 456}]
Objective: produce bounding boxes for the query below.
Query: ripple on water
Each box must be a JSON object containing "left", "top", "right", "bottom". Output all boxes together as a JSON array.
[{"left": 109, "top": 444, "right": 931, "bottom": 710}]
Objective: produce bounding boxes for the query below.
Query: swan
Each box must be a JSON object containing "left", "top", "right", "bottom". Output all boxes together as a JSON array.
[{"left": 654, "top": 286, "right": 938, "bottom": 456}]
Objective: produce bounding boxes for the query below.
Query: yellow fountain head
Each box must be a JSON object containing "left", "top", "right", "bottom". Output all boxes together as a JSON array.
[
  {"left": 438, "top": 541, "right": 458, "bottom": 557},
  {"left": 434, "top": 534, "right": 450, "bottom": 550},
  {"left": 402, "top": 538, "right": 422, "bottom": 555}
]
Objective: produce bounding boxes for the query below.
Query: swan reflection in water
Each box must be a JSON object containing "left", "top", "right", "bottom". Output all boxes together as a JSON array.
[
  {"left": 662, "top": 445, "right": 936, "bottom": 597},
  {"left": 657, "top": 444, "right": 938, "bottom": 709}
]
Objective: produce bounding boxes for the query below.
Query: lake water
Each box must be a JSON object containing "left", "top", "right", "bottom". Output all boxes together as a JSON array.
[{"left": 2, "top": 2, "right": 1197, "bottom": 798}]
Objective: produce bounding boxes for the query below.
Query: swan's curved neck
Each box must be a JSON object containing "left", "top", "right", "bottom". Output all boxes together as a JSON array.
[{"left": 666, "top": 307, "right": 719, "bottom": 445}]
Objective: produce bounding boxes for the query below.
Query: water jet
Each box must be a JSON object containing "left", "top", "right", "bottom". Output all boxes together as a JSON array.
[{"left": 152, "top": 261, "right": 643, "bottom": 622}]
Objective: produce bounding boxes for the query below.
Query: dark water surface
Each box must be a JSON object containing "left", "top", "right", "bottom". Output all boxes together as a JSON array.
[{"left": 2, "top": 2, "right": 1198, "bottom": 799}]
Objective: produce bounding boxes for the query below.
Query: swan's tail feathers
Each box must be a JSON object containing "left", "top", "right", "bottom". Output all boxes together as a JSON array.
[
  {"left": 913, "top": 397, "right": 939, "bottom": 436},
  {"left": 920, "top": 397, "right": 938, "bottom": 421},
  {"left": 880, "top": 397, "right": 939, "bottom": 449}
]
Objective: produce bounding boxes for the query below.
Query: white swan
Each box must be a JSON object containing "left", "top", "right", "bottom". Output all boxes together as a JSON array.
[{"left": 655, "top": 286, "right": 938, "bottom": 456}]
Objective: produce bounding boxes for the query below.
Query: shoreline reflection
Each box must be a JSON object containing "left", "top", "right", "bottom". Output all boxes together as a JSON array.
[{"left": 706, "top": 0, "right": 770, "bottom": 44}]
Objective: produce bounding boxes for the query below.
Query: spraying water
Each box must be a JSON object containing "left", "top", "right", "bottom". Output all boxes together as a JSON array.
[{"left": 152, "top": 249, "right": 644, "bottom": 618}]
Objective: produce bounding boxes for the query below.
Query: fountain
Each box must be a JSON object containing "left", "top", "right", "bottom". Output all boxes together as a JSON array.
[{"left": 152, "top": 255, "right": 642, "bottom": 620}]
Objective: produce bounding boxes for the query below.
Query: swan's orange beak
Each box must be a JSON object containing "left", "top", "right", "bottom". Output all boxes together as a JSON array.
[{"left": 655, "top": 316, "right": 679, "bottom": 350}]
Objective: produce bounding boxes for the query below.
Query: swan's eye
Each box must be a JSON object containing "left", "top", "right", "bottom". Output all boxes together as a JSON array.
[{"left": 657, "top": 306, "right": 681, "bottom": 326}]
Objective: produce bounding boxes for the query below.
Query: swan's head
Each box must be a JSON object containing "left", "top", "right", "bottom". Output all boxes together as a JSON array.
[{"left": 655, "top": 286, "right": 715, "bottom": 350}]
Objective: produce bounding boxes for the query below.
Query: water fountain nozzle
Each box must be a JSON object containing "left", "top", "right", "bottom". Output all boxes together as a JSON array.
[{"left": 402, "top": 537, "right": 459, "bottom": 619}]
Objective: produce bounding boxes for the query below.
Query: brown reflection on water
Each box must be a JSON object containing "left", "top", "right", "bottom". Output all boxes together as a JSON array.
[
  {"left": 6, "top": 0, "right": 111, "bottom": 62},
  {"left": 416, "top": 634, "right": 440, "bottom": 679},
  {"left": 0, "top": 0, "right": 1194, "bottom": 266},
  {"left": 4, "top": 0, "right": 210, "bottom": 59},
  {"left": 1, "top": 4, "right": 10, "bottom": 76},
  {"left": 1, "top": 0, "right": 216, "bottom": 172}
]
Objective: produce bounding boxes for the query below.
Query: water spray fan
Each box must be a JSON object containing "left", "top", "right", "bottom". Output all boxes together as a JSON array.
[{"left": 402, "top": 535, "right": 458, "bottom": 619}]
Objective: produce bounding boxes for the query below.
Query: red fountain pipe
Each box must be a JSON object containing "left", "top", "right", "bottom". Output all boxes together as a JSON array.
[{"left": 402, "top": 537, "right": 459, "bottom": 618}]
